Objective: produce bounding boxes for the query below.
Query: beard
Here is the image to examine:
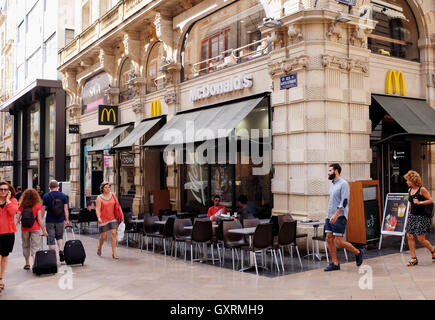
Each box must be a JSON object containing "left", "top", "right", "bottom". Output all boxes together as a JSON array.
[{"left": 328, "top": 173, "right": 336, "bottom": 180}]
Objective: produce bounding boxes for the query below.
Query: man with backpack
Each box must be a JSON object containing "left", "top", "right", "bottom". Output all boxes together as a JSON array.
[{"left": 42, "top": 180, "right": 70, "bottom": 262}]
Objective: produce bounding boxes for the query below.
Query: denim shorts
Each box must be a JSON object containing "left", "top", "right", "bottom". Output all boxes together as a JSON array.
[
  {"left": 325, "top": 216, "right": 347, "bottom": 237},
  {"left": 46, "top": 222, "right": 65, "bottom": 245}
]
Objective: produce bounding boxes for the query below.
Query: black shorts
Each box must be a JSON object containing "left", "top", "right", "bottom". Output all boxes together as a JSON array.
[{"left": 0, "top": 233, "right": 15, "bottom": 257}]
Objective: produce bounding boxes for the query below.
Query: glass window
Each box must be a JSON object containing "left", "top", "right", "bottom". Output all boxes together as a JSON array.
[
  {"left": 65, "top": 101, "right": 71, "bottom": 157},
  {"left": 119, "top": 152, "right": 135, "bottom": 210},
  {"left": 146, "top": 42, "right": 165, "bottom": 93},
  {"left": 183, "top": 162, "right": 209, "bottom": 213},
  {"left": 45, "top": 95, "right": 55, "bottom": 157},
  {"left": 119, "top": 58, "right": 137, "bottom": 103},
  {"left": 368, "top": 0, "right": 419, "bottom": 61},
  {"left": 16, "top": 111, "right": 22, "bottom": 161},
  {"left": 27, "top": 103, "right": 40, "bottom": 160},
  {"left": 182, "top": 0, "right": 267, "bottom": 81}
]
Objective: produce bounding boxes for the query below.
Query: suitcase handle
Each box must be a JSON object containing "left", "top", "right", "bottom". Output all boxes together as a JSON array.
[{"left": 65, "top": 226, "right": 76, "bottom": 241}]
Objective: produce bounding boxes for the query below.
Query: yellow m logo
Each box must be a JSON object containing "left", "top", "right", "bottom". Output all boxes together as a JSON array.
[
  {"left": 385, "top": 70, "right": 406, "bottom": 96},
  {"left": 151, "top": 99, "right": 162, "bottom": 117},
  {"left": 100, "top": 108, "right": 117, "bottom": 123}
]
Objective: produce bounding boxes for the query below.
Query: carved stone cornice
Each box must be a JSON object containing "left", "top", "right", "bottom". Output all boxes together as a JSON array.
[
  {"left": 349, "top": 26, "right": 368, "bottom": 48},
  {"left": 160, "top": 62, "right": 181, "bottom": 85},
  {"left": 154, "top": 12, "right": 174, "bottom": 64},
  {"left": 132, "top": 101, "right": 144, "bottom": 115},
  {"left": 123, "top": 32, "right": 142, "bottom": 69},
  {"left": 268, "top": 55, "right": 309, "bottom": 76},
  {"left": 326, "top": 22, "right": 342, "bottom": 41},
  {"left": 322, "top": 55, "right": 369, "bottom": 73},
  {"left": 164, "top": 91, "right": 177, "bottom": 105},
  {"left": 287, "top": 24, "right": 303, "bottom": 43},
  {"left": 62, "top": 71, "right": 78, "bottom": 100},
  {"left": 98, "top": 48, "right": 116, "bottom": 79}
]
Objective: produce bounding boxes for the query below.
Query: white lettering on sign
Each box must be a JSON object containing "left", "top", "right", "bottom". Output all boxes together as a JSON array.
[{"left": 189, "top": 74, "right": 253, "bottom": 102}]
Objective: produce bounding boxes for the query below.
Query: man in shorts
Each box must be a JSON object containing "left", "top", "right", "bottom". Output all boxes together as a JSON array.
[
  {"left": 42, "top": 180, "right": 69, "bottom": 262},
  {"left": 324, "top": 164, "right": 363, "bottom": 271}
]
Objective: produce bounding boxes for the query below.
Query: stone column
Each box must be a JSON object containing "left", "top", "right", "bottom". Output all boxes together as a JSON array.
[{"left": 66, "top": 104, "right": 82, "bottom": 208}]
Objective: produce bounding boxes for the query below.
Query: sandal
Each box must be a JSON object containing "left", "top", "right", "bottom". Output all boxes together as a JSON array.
[
  {"left": 431, "top": 251, "right": 435, "bottom": 262},
  {"left": 112, "top": 254, "right": 119, "bottom": 260},
  {"left": 23, "top": 265, "right": 31, "bottom": 270},
  {"left": 97, "top": 249, "right": 102, "bottom": 256},
  {"left": 0, "top": 278, "right": 4, "bottom": 290},
  {"left": 407, "top": 257, "right": 418, "bottom": 266}
]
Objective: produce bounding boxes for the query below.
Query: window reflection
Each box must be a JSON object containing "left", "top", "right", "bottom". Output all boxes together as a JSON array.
[{"left": 119, "top": 58, "right": 137, "bottom": 103}]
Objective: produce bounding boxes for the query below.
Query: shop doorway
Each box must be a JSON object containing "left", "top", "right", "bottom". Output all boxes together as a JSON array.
[{"left": 27, "top": 168, "right": 38, "bottom": 189}]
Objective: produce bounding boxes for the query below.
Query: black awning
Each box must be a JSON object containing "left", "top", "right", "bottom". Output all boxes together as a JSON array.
[{"left": 372, "top": 94, "right": 435, "bottom": 140}]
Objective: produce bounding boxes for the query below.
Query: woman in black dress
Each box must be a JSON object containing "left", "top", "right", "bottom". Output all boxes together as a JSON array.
[{"left": 404, "top": 170, "right": 434, "bottom": 266}]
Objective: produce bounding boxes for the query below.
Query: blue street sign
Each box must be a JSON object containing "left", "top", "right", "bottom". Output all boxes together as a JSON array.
[
  {"left": 280, "top": 74, "right": 297, "bottom": 90},
  {"left": 335, "top": 0, "right": 356, "bottom": 5}
]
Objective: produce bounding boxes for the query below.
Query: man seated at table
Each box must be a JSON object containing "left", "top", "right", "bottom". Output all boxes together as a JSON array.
[{"left": 207, "top": 195, "right": 230, "bottom": 225}]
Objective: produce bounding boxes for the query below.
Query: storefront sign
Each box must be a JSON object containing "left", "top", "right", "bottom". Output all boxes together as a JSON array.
[
  {"left": 335, "top": 0, "right": 356, "bottom": 5},
  {"left": 378, "top": 193, "right": 410, "bottom": 252},
  {"left": 82, "top": 72, "right": 110, "bottom": 113},
  {"left": 0, "top": 161, "right": 13, "bottom": 167},
  {"left": 385, "top": 69, "right": 406, "bottom": 96},
  {"left": 189, "top": 74, "right": 253, "bottom": 102},
  {"left": 280, "top": 74, "right": 297, "bottom": 90},
  {"left": 104, "top": 156, "right": 111, "bottom": 168},
  {"left": 69, "top": 125, "right": 80, "bottom": 134},
  {"left": 120, "top": 154, "right": 135, "bottom": 166},
  {"left": 98, "top": 105, "right": 118, "bottom": 125},
  {"left": 151, "top": 100, "right": 162, "bottom": 117}
]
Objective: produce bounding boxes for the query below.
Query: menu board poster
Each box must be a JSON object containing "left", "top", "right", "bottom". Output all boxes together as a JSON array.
[{"left": 381, "top": 193, "right": 410, "bottom": 235}]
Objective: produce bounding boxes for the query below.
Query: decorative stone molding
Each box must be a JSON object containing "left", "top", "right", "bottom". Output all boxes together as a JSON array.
[
  {"left": 123, "top": 32, "right": 142, "bottom": 71},
  {"left": 349, "top": 26, "right": 367, "bottom": 48},
  {"left": 428, "top": 73, "right": 435, "bottom": 87},
  {"left": 132, "top": 101, "right": 144, "bottom": 114},
  {"left": 164, "top": 91, "right": 177, "bottom": 105},
  {"left": 325, "top": 22, "right": 342, "bottom": 41},
  {"left": 131, "top": 77, "right": 146, "bottom": 96},
  {"left": 154, "top": 12, "right": 174, "bottom": 64},
  {"left": 160, "top": 62, "right": 181, "bottom": 85},
  {"left": 322, "top": 55, "right": 368, "bottom": 74},
  {"left": 98, "top": 48, "right": 116, "bottom": 80},
  {"left": 66, "top": 104, "right": 81, "bottom": 120},
  {"left": 62, "top": 71, "right": 78, "bottom": 102},
  {"left": 287, "top": 24, "right": 303, "bottom": 43},
  {"left": 269, "top": 55, "right": 309, "bottom": 76},
  {"left": 269, "top": 28, "right": 286, "bottom": 49},
  {"left": 104, "top": 87, "right": 120, "bottom": 105}
]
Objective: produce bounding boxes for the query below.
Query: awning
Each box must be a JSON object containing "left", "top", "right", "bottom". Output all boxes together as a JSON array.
[
  {"left": 88, "top": 124, "right": 132, "bottom": 153},
  {"left": 372, "top": 94, "right": 435, "bottom": 138},
  {"left": 113, "top": 117, "right": 163, "bottom": 150},
  {"left": 144, "top": 96, "right": 264, "bottom": 147}
]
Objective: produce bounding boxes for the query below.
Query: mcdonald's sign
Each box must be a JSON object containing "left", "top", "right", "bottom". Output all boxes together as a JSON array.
[
  {"left": 385, "top": 70, "right": 406, "bottom": 96},
  {"left": 150, "top": 99, "right": 162, "bottom": 117},
  {"left": 98, "top": 105, "right": 119, "bottom": 125}
]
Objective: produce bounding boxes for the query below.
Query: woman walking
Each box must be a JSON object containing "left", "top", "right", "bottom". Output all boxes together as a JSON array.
[
  {"left": 5, "top": 182, "right": 18, "bottom": 206},
  {"left": 0, "top": 181, "right": 19, "bottom": 291},
  {"left": 16, "top": 189, "right": 48, "bottom": 270},
  {"left": 96, "top": 182, "right": 124, "bottom": 259},
  {"left": 404, "top": 170, "right": 435, "bottom": 266}
]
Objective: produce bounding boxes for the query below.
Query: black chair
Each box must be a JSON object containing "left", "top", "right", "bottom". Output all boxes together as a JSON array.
[
  {"left": 211, "top": 219, "right": 225, "bottom": 264},
  {"left": 242, "top": 218, "right": 260, "bottom": 228},
  {"left": 124, "top": 212, "right": 140, "bottom": 248},
  {"left": 153, "top": 216, "right": 176, "bottom": 256},
  {"left": 173, "top": 218, "right": 192, "bottom": 260},
  {"left": 141, "top": 216, "right": 160, "bottom": 252},
  {"left": 273, "top": 221, "right": 303, "bottom": 270},
  {"left": 277, "top": 214, "right": 309, "bottom": 255},
  {"left": 222, "top": 220, "right": 246, "bottom": 270},
  {"left": 311, "top": 227, "right": 348, "bottom": 263},
  {"left": 186, "top": 220, "right": 214, "bottom": 263},
  {"left": 241, "top": 223, "right": 274, "bottom": 276}
]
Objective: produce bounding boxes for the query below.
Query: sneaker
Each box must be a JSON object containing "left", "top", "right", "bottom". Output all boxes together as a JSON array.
[
  {"left": 59, "top": 250, "right": 65, "bottom": 262},
  {"left": 324, "top": 263, "right": 340, "bottom": 272},
  {"left": 355, "top": 249, "right": 364, "bottom": 267}
]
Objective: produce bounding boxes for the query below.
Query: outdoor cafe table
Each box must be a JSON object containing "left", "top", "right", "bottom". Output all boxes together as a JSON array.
[
  {"left": 299, "top": 220, "right": 325, "bottom": 261},
  {"left": 154, "top": 220, "right": 166, "bottom": 225}
]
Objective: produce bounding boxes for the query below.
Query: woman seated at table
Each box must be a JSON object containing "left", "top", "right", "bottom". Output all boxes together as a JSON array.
[{"left": 207, "top": 195, "right": 229, "bottom": 224}]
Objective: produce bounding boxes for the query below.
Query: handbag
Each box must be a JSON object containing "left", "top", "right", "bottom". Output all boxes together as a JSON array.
[
  {"left": 113, "top": 194, "right": 123, "bottom": 224},
  {"left": 424, "top": 203, "right": 434, "bottom": 219}
]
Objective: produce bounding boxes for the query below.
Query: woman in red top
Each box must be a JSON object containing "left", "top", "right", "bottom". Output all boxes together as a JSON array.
[
  {"left": 16, "top": 189, "right": 48, "bottom": 270},
  {"left": 0, "top": 181, "right": 19, "bottom": 291},
  {"left": 5, "top": 182, "right": 18, "bottom": 206},
  {"left": 96, "top": 182, "right": 124, "bottom": 259}
]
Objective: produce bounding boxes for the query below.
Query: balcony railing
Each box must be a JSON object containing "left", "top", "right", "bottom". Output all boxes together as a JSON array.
[{"left": 189, "top": 38, "right": 271, "bottom": 79}]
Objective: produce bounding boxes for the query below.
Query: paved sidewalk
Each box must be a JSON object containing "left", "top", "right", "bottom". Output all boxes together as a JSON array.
[{"left": 1, "top": 230, "right": 435, "bottom": 300}]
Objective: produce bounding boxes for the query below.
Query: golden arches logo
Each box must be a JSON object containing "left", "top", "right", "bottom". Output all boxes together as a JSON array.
[
  {"left": 100, "top": 108, "right": 117, "bottom": 123},
  {"left": 151, "top": 100, "right": 162, "bottom": 117},
  {"left": 385, "top": 70, "right": 406, "bottom": 96}
]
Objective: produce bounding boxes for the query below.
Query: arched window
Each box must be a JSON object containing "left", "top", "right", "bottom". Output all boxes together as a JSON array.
[
  {"left": 368, "top": 0, "right": 419, "bottom": 61},
  {"left": 181, "top": 0, "right": 267, "bottom": 81},
  {"left": 119, "top": 57, "right": 137, "bottom": 103},
  {"left": 146, "top": 41, "right": 165, "bottom": 93}
]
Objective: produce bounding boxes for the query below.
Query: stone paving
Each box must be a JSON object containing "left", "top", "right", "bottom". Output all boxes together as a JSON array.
[{"left": 1, "top": 229, "right": 435, "bottom": 300}]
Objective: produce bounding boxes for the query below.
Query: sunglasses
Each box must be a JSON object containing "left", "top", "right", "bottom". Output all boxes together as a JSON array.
[{"left": 0, "top": 188, "right": 9, "bottom": 191}]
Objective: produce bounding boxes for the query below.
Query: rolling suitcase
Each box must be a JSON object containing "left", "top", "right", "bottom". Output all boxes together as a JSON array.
[
  {"left": 33, "top": 237, "right": 58, "bottom": 276},
  {"left": 64, "top": 226, "right": 86, "bottom": 266}
]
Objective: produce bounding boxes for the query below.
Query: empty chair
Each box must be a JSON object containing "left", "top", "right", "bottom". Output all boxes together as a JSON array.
[
  {"left": 277, "top": 214, "right": 309, "bottom": 255},
  {"left": 312, "top": 227, "right": 348, "bottom": 263},
  {"left": 173, "top": 218, "right": 192, "bottom": 260},
  {"left": 186, "top": 220, "right": 214, "bottom": 263},
  {"left": 141, "top": 215, "right": 160, "bottom": 252},
  {"left": 274, "top": 221, "right": 303, "bottom": 270},
  {"left": 153, "top": 216, "right": 176, "bottom": 256},
  {"left": 211, "top": 219, "right": 225, "bottom": 264},
  {"left": 241, "top": 223, "right": 275, "bottom": 276},
  {"left": 222, "top": 220, "right": 246, "bottom": 270}
]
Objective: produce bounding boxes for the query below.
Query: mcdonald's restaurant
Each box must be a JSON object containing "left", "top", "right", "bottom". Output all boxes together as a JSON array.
[{"left": 59, "top": 0, "right": 435, "bottom": 246}]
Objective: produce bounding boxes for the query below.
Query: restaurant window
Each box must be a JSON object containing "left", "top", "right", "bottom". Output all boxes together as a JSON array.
[
  {"left": 368, "top": 0, "right": 419, "bottom": 61},
  {"left": 182, "top": 0, "right": 268, "bottom": 81},
  {"left": 146, "top": 41, "right": 165, "bottom": 93},
  {"left": 82, "top": 72, "right": 110, "bottom": 114},
  {"left": 27, "top": 102, "right": 40, "bottom": 160},
  {"left": 119, "top": 58, "right": 137, "bottom": 103}
]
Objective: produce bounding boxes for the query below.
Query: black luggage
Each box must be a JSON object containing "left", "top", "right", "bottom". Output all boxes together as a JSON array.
[
  {"left": 64, "top": 226, "right": 86, "bottom": 266},
  {"left": 33, "top": 239, "right": 58, "bottom": 276}
]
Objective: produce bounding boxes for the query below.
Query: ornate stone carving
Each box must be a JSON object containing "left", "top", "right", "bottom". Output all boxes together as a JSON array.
[
  {"left": 322, "top": 54, "right": 369, "bottom": 74},
  {"left": 62, "top": 71, "right": 78, "bottom": 102},
  {"left": 350, "top": 26, "right": 367, "bottom": 48},
  {"left": 326, "top": 22, "right": 342, "bottom": 41},
  {"left": 287, "top": 24, "right": 303, "bottom": 43},
  {"left": 269, "top": 29, "right": 286, "bottom": 49},
  {"left": 160, "top": 62, "right": 181, "bottom": 85},
  {"left": 123, "top": 32, "right": 142, "bottom": 71},
  {"left": 268, "top": 55, "right": 309, "bottom": 76},
  {"left": 98, "top": 48, "right": 116, "bottom": 80},
  {"left": 428, "top": 73, "right": 435, "bottom": 87},
  {"left": 164, "top": 91, "right": 177, "bottom": 105},
  {"left": 132, "top": 101, "right": 144, "bottom": 114},
  {"left": 67, "top": 104, "right": 81, "bottom": 120},
  {"left": 154, "top": 12, "right": 174, "bottom": 64}
]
